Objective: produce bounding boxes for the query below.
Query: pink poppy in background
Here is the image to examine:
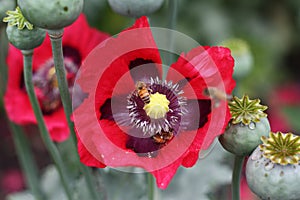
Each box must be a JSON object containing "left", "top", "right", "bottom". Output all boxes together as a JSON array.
[{"left": 0, "top": 169, "right": 25, "bottom": 194}]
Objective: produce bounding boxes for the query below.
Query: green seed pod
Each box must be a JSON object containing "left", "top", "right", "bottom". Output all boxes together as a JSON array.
[
  {"left": 219, "top": 117, "right": 270, "bottom": 156},
  {"left": 108, "top": 0, "right": 164, "bottom": 18},
  {"left": 0, "top": 0, "right": 16, "bottom": 24},
  {"left": 246, "top": 132, "right": 300, "bottom": 200},
  {"left": 4, "top": 7, "right": 45, "bottom": 50},
  {"left": 17, "top": 0, "right": 83, "bottom": 30},
  {"left": 219, "top": 95, "right": 269, "bottom": 155},
  {"left": 6, "top": 25, "right": 45, "bottom": 50}
]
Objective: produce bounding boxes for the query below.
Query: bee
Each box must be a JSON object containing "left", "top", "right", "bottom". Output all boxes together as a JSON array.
[
  {"left": 204, "top": 87, "right": 232, "bottom": 107},
  {"left": 152, "top": 130, "right": 174, "bottom": 144},
  {"left": 136, "top": 81, "right": 151, "bottom": 104}
]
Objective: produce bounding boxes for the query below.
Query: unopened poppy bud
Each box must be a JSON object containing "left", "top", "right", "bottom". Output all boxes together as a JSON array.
[
  {"left": 220, "top": 38, "right": 253, "bottom": 79},
  {"left": 108, "top": 0, "right": 164, "bottom": 18},
  {"left": 246, "top": 132, "right": 300, "bottom": 200},
  {"left": 219, "top": 95, "right": 270, "bottom": 156},
  {"left": 17, "top": 0, "right": 83, "bottom": 30}
]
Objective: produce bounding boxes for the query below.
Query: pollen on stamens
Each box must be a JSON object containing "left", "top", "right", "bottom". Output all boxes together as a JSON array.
[{"left": 127, "top": 77, "right": 187, "bottom": 136}]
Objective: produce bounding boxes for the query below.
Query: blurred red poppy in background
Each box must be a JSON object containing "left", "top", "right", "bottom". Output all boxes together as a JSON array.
[
  {"left": 0, "top": 169, "right": 25, "bottom": 195},
  {"left": 4, "top": 14, "right": 109, "bottom": 142},
  {"left": 268, "top": 83, "right": 300, "bottom": 134}
]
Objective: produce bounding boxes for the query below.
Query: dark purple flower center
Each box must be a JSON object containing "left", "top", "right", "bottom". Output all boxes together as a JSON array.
[
  {"left": 125, "top": 77, "right": 187, "bottom": 157},
  {"left": 127, "top": 77, "right": 186, "bottom": 137}
]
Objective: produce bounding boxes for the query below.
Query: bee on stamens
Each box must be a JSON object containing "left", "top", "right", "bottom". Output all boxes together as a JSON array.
[
  {"left": 152, "top": 130, "right": 174, "bottom": 144},
  {"left": 136, "top": 81, "right": 152, "bottom": 104}
]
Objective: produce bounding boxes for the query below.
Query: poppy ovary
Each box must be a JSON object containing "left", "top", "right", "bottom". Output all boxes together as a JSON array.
[{"left": 143, "top": 92, "right": 170, "bottom": 119}]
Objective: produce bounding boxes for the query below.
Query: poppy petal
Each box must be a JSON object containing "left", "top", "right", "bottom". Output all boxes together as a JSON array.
[
  {"left": 77, "top": 131, "right": 106, "bottom": 168},
  {"left": 167, "top": 46, "right": 235, "bottom": 99}
]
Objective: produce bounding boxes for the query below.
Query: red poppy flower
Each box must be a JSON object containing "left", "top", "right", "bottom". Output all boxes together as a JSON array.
[
  {"left": 4, "top": 14, "right": 109, "bottom": 142},
  {"left": 74, "top": 16, "right": 235, "bottom": 189}
]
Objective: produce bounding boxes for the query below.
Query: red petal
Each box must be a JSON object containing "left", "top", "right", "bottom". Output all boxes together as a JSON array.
[
  {"left": 77, "top": 16, "right": 162, "bottom": 120},
  {"left": 43, "top": 108, "right": 70, "bottom": 142},
  {"left": 6, "top": 46, "right": 23, "bottom": 89},
  {"left": 201, "top": 102, "right": 231, "bottom": 149},
  {"left": 151, "top": 159, "right": 182, "bottom": 189},
  {"left": 4, "top": 90, "right": 36, "bottom": 125},
  {"left": 63, "top": 14, "right": 110, "bottom": 60},
  {"left": 77, "top": 131, "right": 106, "bottom": 168},
  {"left": 124, "top": 16, "right": 150, "bottom": 30},
  {"left": 167, "top": 46, "right": 235, "bottom": 99},
  {"left": 4, "top": 89, "right": 69, "bottom": 142}
]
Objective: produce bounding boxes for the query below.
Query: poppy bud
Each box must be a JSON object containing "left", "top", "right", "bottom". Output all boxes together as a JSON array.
[
  {"left": 220, "top": 39, "right": 253, "bottom": 79},
  {"left": 17, "top": 0, "right": 83, "bottom": 30},
  {"left": 4, "top": 7, "right": 45, "bottom": 50},
  {"left": 6, "top": 25, "right": 45, "bottom": 50},
  {"left": 0, "top": 0, "right": 16, "bottom": 25},
  {"left": 108, "top": 0, "right": 164, "bottom": 18}
]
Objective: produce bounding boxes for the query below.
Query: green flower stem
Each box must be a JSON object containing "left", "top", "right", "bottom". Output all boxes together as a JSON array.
[
  {"left": 81, "top": 165, "right": 101, "bottom": 199},
  {"left": 165, "top": 0, "right": 178, "bottom": 67},
  {"left": 47, "top": 29, "right": 75, "bottom": 142},
  {"left": 9, "top": 121, "right": 44, "bottom": 200},
  {"left": 147, "top": 173, "right": 155, "bottom": 200},
  {"left": 48, "top": 29, "right": 100, "bottom": 200},
  {"left": 22, "top": 49, "right": 73, "bottom": 200},
  {"left": 0, "top": 26, "right": 44, "bottom": 199},
  {"left": 0, "top": 26, "right": 8, "bottom": 91},
  {"left": 168, "top": 0, "right": 178, "bottom": 32},
  {"left": 232, "top": 155, "right": 245, "bottom": 200}
]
